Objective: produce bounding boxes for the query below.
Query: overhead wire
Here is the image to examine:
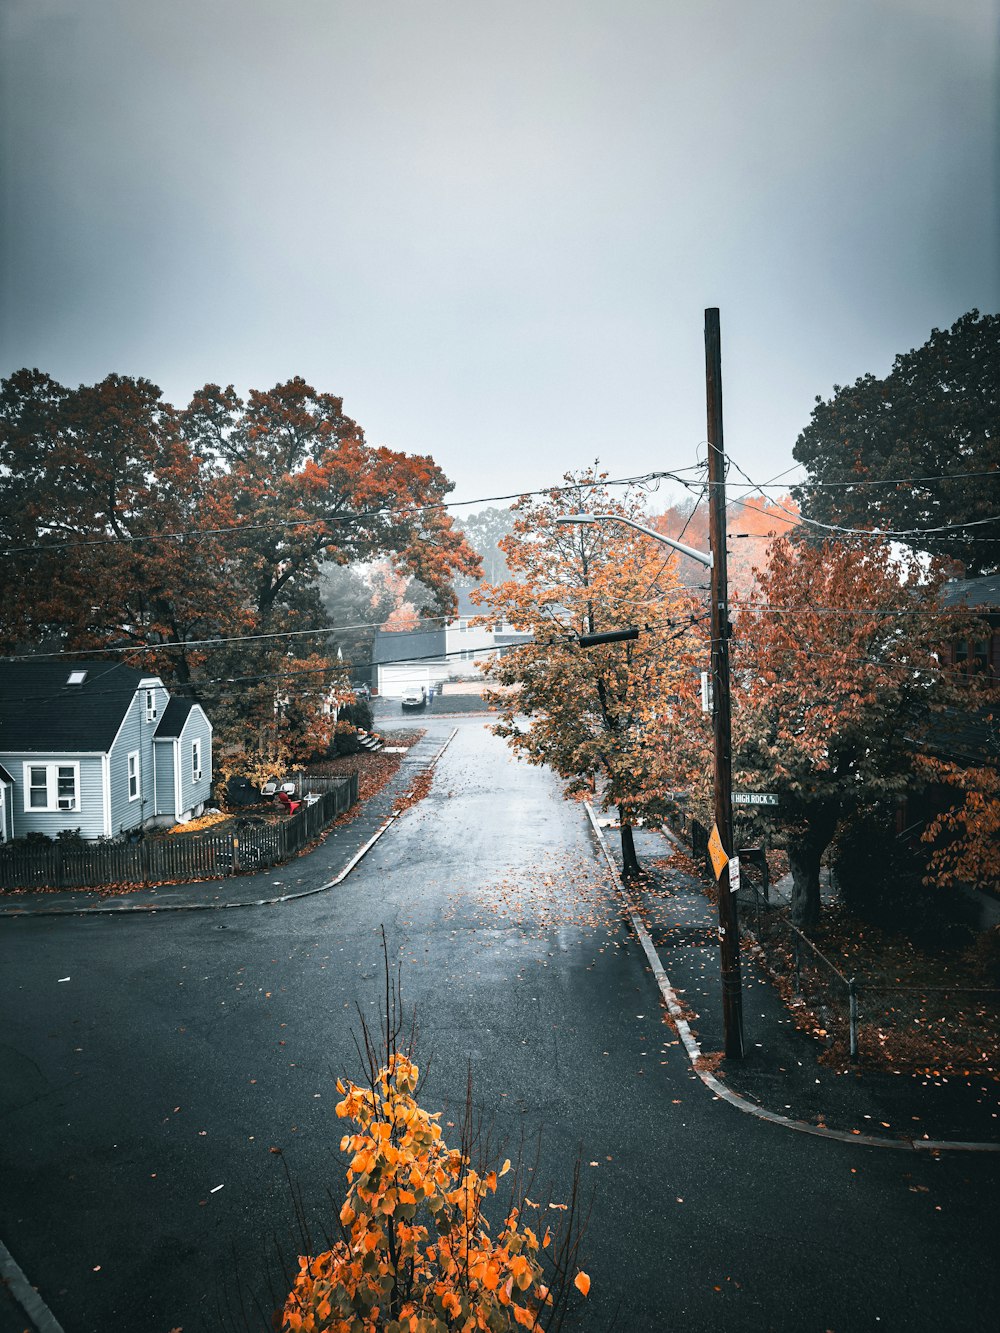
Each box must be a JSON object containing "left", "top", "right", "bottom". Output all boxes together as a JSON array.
[
  {"left": 0, "top": 612, "right": 709, "bottom": 708},
  {"left": 727, "top": 455, "right": 1000, "bottom": 539},
  {"left": 726, "top": 634, "right": 996, "bottom": 683},
  {"left": 0, "top": 468, "right": 695, "bottom": 557}
]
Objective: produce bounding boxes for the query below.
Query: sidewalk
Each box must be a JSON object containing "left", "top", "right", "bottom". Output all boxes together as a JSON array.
[
  {"left": 0, "top": 729, "right": 453, "bottom": 919},
  {"left": 597, "top": 820, "right": 1000, "bottom": 1148}
]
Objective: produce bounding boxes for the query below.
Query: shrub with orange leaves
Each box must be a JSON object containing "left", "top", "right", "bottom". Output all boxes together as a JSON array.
[
  {"left": 916, "top": 757, "right": 1000, "bottom": 893},
  {"left": 280, "top": 1053, "right": 588, "bottom": 1332}
]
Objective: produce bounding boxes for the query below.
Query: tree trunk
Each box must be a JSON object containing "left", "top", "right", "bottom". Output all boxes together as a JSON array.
[
  {"left": 619, "top": 813, "right": 641, "bottom": 881},
  {"left": 787, "top": 837, "right": 823, "bottom": 932},
  {"left": 787, "top": 808, "right": 838, "bottom": 931}
]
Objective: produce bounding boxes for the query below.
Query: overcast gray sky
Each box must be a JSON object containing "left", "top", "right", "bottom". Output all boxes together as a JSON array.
[{"left": 2, "top": 0, "right": 997, "bottom": 508}]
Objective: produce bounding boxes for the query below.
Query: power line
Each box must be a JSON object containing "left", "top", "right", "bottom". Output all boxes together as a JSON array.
[
  {"left": 0, "top": 469, "right": 690, "bottom": 557},
  {"left": 784, "top": 469, "right": 998, "bottom": 488},
  {"left": 1, "top": 615, "right": 470, "bottom": 662},
  {"left": 727, "top": 456, "right": 1000, "bottom": 539},
  {"left": 0, "top": 613, "right": 704, "bottom": 708},
  {"left": 727, "top": 635, "right": 994, "bottom": 682},
  {"left": 731, "top": 603, "right": 993, "bottom": 620}
]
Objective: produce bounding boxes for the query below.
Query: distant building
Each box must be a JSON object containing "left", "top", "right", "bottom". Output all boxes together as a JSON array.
[{"left": 372, "top": 598, "right": 532, "bottom": 700}]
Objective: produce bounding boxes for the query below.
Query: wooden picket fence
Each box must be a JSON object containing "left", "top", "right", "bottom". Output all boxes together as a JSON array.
[{"left": 0, "top": 772, "right": 358, "bottom": 892}]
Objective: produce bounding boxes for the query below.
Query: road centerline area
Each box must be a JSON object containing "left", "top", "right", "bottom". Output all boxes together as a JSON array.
[{"left": 1, "top": 717, "right": 997, "bottom": 1332}]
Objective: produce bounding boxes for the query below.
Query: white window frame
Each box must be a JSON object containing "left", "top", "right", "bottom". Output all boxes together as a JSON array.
[
  {"left": 145, "top": 689, "right": 158, "bottom": 722},
  {"left": 127, "top": 751, "right": 140, "bottom": 801},
  {"left": 192, "top": 738, "right": 202, "bottom": 784},
  {"left": 23, "top": 761, "right": 81, "bottom": 813}
]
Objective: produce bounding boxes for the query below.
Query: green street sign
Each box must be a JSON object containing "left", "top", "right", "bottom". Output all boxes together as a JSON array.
[{"left": 732, "top": 792, "right": 779, "bottom": 806}]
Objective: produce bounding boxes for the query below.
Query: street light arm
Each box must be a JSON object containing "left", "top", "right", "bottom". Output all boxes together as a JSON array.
[{"left": 555, "top": 513, "right": 714, "bottom": 569}]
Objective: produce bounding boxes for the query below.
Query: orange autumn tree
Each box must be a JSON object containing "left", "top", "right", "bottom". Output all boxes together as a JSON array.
[
  {"left": 649, "top": 493, "right": 798, "bottom": 597},
  {"left": 281, "top": 951, "right": 590, "bottom": 1333},
  {"left": 724, "top": 495, "right": 800, "bottom": 600},
  {"left": 728, "top": 534, "right": 988, "bottom": 928},
  {"left": 181, "top": 378, "right": 479, "bottom": 759},
  {"left": 0, "top": 368, "right": 244, "bottom": 684},
  {"left": 473, "top": 471, "right": 705, "bottom": 878},
  {"left": 916, "top": 759, "right": 1000, "bottom": 893},
  {"left": 1, "top": 371, "right": 478, "bottom": 765},
  {"left": 282, "top": 1055, "right": 590, "bottom": 1333}
]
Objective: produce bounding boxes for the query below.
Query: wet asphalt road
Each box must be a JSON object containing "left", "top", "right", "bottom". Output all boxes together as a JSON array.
[{"left": 0, "top": 716, "right": 997, "bottom": 1333}]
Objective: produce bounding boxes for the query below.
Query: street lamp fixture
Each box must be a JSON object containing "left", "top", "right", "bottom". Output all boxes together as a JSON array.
[{"left": 555, "top": 513, "right": 713, "bottom": 569}]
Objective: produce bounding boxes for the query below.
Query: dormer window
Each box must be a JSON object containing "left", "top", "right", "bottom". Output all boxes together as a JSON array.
[{"left": 145, "top": 689, "right": 158, "bottom": 722}]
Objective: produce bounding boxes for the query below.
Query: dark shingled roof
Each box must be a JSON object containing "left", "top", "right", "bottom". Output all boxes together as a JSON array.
[
  {"left": 154, "top": 697, "right": 195, "bottom": 739},
  {"left": 0, "top": 660, "right": 155, "bottom": 753},
  {"left": 373, "top": 627, "right": 447, "bottom": 663},
  {"left": 940, "top": 574, "right": 1000, "bottom": 611}
]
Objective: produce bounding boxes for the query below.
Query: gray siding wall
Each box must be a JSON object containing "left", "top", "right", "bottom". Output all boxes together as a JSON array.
[
  {"left": 152, "top": 707, "right": 212, "bottom": 820},
  {"left": 154, "top": 742, "right": 176, "bottom": 818},
  {"left": 107, "top": 688, "right": 159, "bottom": 834},
  {"left": 1, "top": 784, "right": 12, "bottom": 843},
  {"left": 106, "top": 682, "right": 168, "bottom": 833},
  {"left": 1, "top": 753, "right": 106, "bottom": 840},
  {"left": 176, "top": 708, "right": 212, "bottom": 816}
]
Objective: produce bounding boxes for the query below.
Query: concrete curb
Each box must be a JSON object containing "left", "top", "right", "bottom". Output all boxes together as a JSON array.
[
  {"left": 0, "top": 729, "right": 458, "bottom": 919},
  {"left": 0, "top": 1241, "right": 65, "bottom": 1333},
  {"left": 583, "top": 803, "right": 1000, "bottom": 1155}
]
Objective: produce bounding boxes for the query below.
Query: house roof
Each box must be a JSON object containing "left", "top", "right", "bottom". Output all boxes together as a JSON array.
[
  {"left": 0, "top": 763, "right": 13, "bottom": 784},
  {"left": 154, "top": 697, "right": 196, "bottom": 739},
  {"left": 0, "top": 660, "right": 156, "bottom": 753},
  {"left": 919, "top": 705, "right": 1000, "bottom": 771},
  {"left": 940, "top": 574, "right": 1000, "bottom": 611},
  {"left": 373, "top": 626, "right": 447, "bottom": 664}
]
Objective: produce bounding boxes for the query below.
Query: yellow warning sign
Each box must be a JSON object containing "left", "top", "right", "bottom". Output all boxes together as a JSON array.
[{"left": 707, "top": 823, "right": 729, "bottom": 880}]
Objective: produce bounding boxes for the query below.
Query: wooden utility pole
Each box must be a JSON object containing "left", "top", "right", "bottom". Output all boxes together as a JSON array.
[{"left": 705, "top": 307, "right": 744, "bottom": 1059}]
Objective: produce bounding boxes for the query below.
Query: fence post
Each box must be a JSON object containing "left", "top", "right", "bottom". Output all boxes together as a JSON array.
[
  {"left": 848, "top": 977, "right": 858, "bottom": 1061},
  {"left": 231, "top": 832, "right": 240, "bottom": 875}
]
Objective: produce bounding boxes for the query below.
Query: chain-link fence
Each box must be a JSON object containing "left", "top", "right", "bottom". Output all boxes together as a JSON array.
[
  {"left": 850, "top": 983, "right": 1000, "bottom": 1070},
  {"left": 737, "top": 879, "right": 859, "bottom": 1056},
  {"left": 737, "top": 878, "right": 1000, "bottom": 1068}
]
